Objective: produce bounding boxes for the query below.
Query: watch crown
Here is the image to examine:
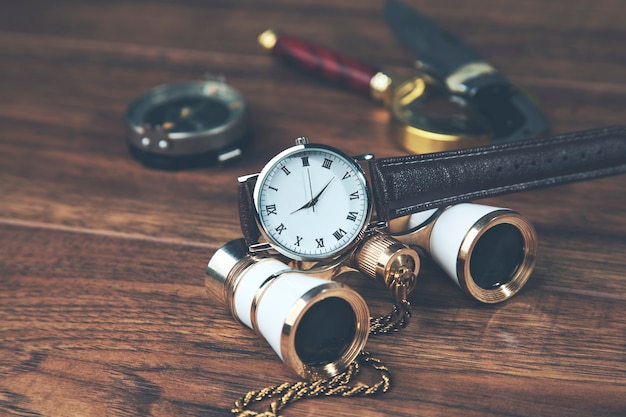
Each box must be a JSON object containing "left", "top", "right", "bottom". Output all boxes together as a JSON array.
[{"left": 295, "top": 136, "right": 309, "bottom": 145}]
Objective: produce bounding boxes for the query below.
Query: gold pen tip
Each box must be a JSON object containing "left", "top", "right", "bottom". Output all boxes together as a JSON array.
[{"left": 258, "top": 29, "right": 278, "bottom": 52}]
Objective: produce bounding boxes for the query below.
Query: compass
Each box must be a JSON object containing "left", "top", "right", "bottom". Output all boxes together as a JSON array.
[{"left": 125, "top": 79, "right": 250, "bottom": 170}]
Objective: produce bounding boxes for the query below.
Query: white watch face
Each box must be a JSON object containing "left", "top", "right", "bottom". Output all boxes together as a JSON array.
[{"left": 254, "top": 145, "right": 371, "bottom": 260}]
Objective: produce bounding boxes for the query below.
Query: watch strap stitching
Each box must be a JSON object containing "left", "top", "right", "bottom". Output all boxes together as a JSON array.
[
  {"left": 392, "top": 166, "right": 626, "bottom": 218},
  {"left": 377, "top": 126, "right": 624, "bottom": 165}
]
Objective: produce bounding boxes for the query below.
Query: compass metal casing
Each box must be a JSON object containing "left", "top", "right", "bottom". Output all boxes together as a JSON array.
[{"left": 125, "top": 80, "right": 249, "bottom": 169}]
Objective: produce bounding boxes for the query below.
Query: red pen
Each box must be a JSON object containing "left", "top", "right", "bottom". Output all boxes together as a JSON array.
[{"left": 258, "top": 29, "right": 394, "bottom": 104}]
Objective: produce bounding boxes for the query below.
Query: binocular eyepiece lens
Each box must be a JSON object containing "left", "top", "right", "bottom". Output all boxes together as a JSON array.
[
  {"left": 295, "top": 297, "right": 356, "bottom": 366},
  {"left": 392, "top": 204, "right": 537, "bottom": 303},
  {"left": 469, "top": 223, "right": 526, "bottom": 290}
]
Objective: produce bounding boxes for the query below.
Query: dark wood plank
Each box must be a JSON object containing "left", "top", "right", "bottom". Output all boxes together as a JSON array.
[
  {"left": 0, "top": 34, "right": 625, "bottom": 242},
  {"left": 0, "top": 0, "right": 625, "bottom": 416},
  {"left": 1, "top": 220, "right": 625, "bottom": 416}
]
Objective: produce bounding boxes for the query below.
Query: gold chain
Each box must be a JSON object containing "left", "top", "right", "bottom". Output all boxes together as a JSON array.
[
  {"left": 232, "top": 352, "right": 391, "bottom": 417},
  {"left": 232, "top": 278, "right": 411, "bottom": 415},
  {"left": 369, "top": 278, "right": 413, "bottom": 335},
  {"left": 368, "top": 299, "right": 412, "bottom": 335}
]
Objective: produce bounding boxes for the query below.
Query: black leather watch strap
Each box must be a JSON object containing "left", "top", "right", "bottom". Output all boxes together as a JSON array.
[
  {"left": 238, "top": 175, "right": 261, "bottom": 246},
  {"left": 369, "top": 126, "right": 626, "bottom": 221}
]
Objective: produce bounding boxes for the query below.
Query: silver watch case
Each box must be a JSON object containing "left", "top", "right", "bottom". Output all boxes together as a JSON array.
[{"left": 248, "top": 141, "right": 375, "bottom": 264}]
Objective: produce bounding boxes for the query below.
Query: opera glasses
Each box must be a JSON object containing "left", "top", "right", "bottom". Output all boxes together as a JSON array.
[
  {"left": 204, "top": 204, "right": 536, "bottom": 378},
  {"left": 205, "top": 238, "right": 370, "bottom": 379},
  {"left": 390, "top": 203, "right": 537, "bottom": 303}
]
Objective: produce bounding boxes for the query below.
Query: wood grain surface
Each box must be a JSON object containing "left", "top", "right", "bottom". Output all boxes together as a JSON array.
[{"left": 1, "top": 1, "right": 625, "bottom": 416}]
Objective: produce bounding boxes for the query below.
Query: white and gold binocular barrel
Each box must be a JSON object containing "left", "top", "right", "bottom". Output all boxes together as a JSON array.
[
  {"left": 390, "top": 203, "right": 537, "bottom": 303},
  {"left": 205, "top": 239, "right": 370, "bottom": 379}
]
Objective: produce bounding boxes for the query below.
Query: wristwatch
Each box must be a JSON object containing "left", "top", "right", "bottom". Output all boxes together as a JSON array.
[
  {"left": 238, "top": 126, "right": 625, "bottom": 270},
  {"left": 241, "top": 139, "right": 372, "bottom": 261}
]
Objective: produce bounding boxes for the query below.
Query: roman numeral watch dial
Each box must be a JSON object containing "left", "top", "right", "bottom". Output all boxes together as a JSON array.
[{"left": 253, "top": 139, "right": 371, "bottom": 260}]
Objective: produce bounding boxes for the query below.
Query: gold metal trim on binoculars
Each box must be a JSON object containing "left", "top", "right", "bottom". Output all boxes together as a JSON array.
[
  {"left": 457, "top": 211, "right": 537, "bottom": 303},
  {"left": 205, "top": 239, "right": 370, "bottom": 379},
  {"left": 279, "top": 282, "right": 370, "bottom": 379},
  {"left": 391, "top": 207, "right": 537, "bottom": 303}
]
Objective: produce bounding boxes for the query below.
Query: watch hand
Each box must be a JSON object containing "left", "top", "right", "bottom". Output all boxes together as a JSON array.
[
  {"left": 309, "top": 177, "right": 334, "bottom": 207},
  {"left": 290, "top": 169, "right": 314, "bottom": 214},
  {"left": 306, "top": 168, "right": 315, "bottom": 213},
  {"left": 290, "top": 177, "right": 334, "bottom": 214},
  {"left": 290, "top": 201, "right": 312, "bottom": 214}
]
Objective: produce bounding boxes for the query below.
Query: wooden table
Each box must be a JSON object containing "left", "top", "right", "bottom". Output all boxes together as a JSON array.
[{"left": 1, "top": 1, "right": 625, "bottom": 416}]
